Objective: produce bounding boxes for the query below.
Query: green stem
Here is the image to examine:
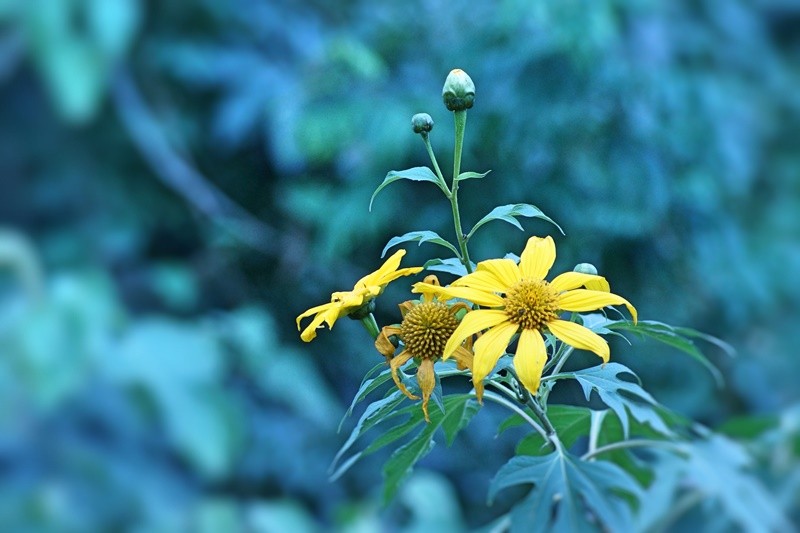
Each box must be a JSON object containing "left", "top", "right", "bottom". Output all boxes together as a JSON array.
[
  {"left": 483, "top": 390, "right": 549, "bottom": 441},
  {"left": 580, "top": 439, "right": 683, "bottom": 461},
  {"left": 422, "top": 134, "right": 449, "bottom": 194},
  {"left": 541, "top": 346, "right": 574, "bottom": 404},
  {"left": 505, "top": 367, "right": 559, "bottom": 448},
  {"left": 359, "top": 313, "right": 380, "bottom": 340},
  {"left": 450, "top": 110, "right": 473, "bottom": 273}
]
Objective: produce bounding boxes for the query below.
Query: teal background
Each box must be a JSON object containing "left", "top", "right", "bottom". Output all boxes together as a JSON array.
[{"left": 0, "top": 0, "right": 797, "bottom": 530}]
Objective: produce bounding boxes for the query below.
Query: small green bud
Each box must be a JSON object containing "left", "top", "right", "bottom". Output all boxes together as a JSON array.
[
  {"left": 411, "top": 113, "right": 434, "bottom": 134},
  {"left": 573, "top": 263, "right": 598, "bottom": 275},
  {"left": 442, "top": 69, "right": 475, "bottom": 112}
]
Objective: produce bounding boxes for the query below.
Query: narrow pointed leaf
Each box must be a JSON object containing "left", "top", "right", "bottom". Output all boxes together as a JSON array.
[
  {"left": 468, "top": 203, "right": 564, "bottom": 239},
  {"left": 456, "top": 170, "right": 491, "bottom": 181},
  {"left": 381, "top": 231, "right": 460, "bottom": 258},
  {"left": 423, "top": 257, "right": 470, "bottom": 277},
  {"left": 370, "top": 167, "right": 447, "bottom": 210}
]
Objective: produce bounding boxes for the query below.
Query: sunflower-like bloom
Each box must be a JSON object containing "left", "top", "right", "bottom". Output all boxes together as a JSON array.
[
  {"left": 412, "top": 236, "right": 637, "bottom": 400},
  {"left": 376, "top": 276, "right": 474, "bottom": 422},
  {"left": 297, "top": 250, "right": 422, "bottom": 342}
]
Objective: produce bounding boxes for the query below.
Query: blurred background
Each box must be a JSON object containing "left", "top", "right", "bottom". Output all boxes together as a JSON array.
[{"left": 0, "top": 0, "right": 798, "bottom": 531}]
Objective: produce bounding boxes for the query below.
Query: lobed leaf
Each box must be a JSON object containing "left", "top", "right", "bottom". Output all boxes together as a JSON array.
[
  {"left": 381, "top": 231, "right": 460, "bottom": 258},
  {"left": 467, "top": 203, "right": 564, "bottom": 239},
  {"left": 516, "top": 405, "right": 592, "bottom": 456},
  {"left": 369, "top": 167, "right": 447, "bottom": 211},
  {"left": 489, "top": 449, "right": 642, "bottom": 533},
  {"left": 423, "top": 257, "right": 470, "bottom": 277}
]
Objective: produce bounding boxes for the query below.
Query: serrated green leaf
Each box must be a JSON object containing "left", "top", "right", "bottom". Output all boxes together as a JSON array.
[
  {"left": 338, "top": 365, "right": 396, "bottom": 432},
  {"left": 330, "top": 390, "right": 407, "bottom": 476},
  {"left": 489, "top": 450, "right": 642, "bottom": 533},
  {"left": 517, "top": 405, "right": 592, "bottom": 456},
  {"left": 551, "top": 363, "right": 671, "bottom": 438},
  {"left": 456, "top": 170, "right": 491, "bottom": 181},
  {"left": 423, "top": 258, "right": 470, "bottom": 277},
  {"left": 381, "top": 394, "right": 478, "bottom": 503},
  {"left": 467, "top": 203, "right": 564, "bottom": 240},
  {"left": 606, "top": 320, "right": 727, "bottom": 387},
  {"left": 381, "top": 231, "right": 460, "bottom": 258},
  {"left": 369, "top": 167, "right": 447, "bottom": 211}
]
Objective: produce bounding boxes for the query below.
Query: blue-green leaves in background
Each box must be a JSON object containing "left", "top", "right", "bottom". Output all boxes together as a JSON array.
[{"left": 381, "top": 230, "right": 460, "bottom": 258}]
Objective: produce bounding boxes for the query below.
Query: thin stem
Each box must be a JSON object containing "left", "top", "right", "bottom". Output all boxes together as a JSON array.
[
  {"left": 541, "top": 345, "right": 574, "bottom": 404},
  {"left": 359, "top": 313, "right": 380, "bottom": 340},
  {"left": 450, "top": 110, "right": 473, "bottom": 273},
  {"left": 586, "top": 410, "right": 606, "bottom": 459},
  {"left": 505, "top": 367, "right": 559, "bottom": 448},
  {"left": 422, "top": 134, "right": 449, "bottom": 194},
  {"left": 483, "top": 390, "right": 549, "bottom": 441},
  {"left": 580, "top": 439, "right": 682, "bottom": 461}
]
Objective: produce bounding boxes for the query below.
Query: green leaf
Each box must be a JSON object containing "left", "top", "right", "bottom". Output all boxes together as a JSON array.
[
  {"left": 381, "top": 394, "right": 478, "bottom": 503},
  {"left": 381, "top": 231, "right": 460, "bottom": 258},
  {"left": 338, "top": 365, "right": 395, "bottom": 432},
  {"left": 552, "top": 363, "right": 672, "bottom": 438},
  {"left": 606, "top": 319, "right": 728, "bottom": 387},
  {"left": 423, "top": 258, "right": 470, "bottom": 277},
  {"left": 489, "top": 450, "right": 642, "bottom": 533},
  {"left": 369, "top": 167, "right": 447, "bottom": 211},
  {"left": 456, "top": 170, "right": 491, "bottom": 181},
  {"left": 467, "top": 203, "right": 564, "bottom": 239},
  {"left": 517, "top": 405, "right": 592, "bottom": 456}
]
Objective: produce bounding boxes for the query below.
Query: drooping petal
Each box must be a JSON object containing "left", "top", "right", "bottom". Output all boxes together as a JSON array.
[
  {"left": 299, "top": 309, "right": 332, "bottom": 342},
  {"left": 472, "top": 321, "right": 518, "bottom": 384},
  {"left": 443, "top": 310, "right": 509, "bottom": 358},
  {"left": 547, "top": 319, "right": 610, "bottom": 362},
  {"left": 451, "top": 270, "right": 507, "bottom": 293},
  {"left": 557, "top": 289, "right": 638, "bottom": 324},
  {"left": 376, "top": 266, "right": 424, "bottom": 286},
  {"left": 514, "top": 329, "right": 548, "bottom": 396},
  {"left": 476, "top": 259, "right": 521, "bottom": 289},
  {"left": 550, "top": 272, "right": 609, "bottom": 293},
  {"left": 519, "top": 236, "right": 556, "bottom": 281},
  {"left": 390, "top": 350, "right": 419, "bottom": 400},
  {"left": 451, "top": 345, "right": 474, "bottom": 371},
  {"left": 375, "top": 325, "right": 402, "bottom": 359},
  {"left": 417, "top": 358, "right": 436, "bottom": 423},
  {"left": 412, "top": 283, "right": 504, "bottom": 308},
  {"left": 296, "top": 301, "right": 337, "bottom": 330}
]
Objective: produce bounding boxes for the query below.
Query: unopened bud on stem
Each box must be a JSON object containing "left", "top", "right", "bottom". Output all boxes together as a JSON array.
[
  {"left": 412, "top": 113, "right": 434, "bottom": 134},
  {"left": 442, "top": 69, "right": 475, "bottom": 112}
]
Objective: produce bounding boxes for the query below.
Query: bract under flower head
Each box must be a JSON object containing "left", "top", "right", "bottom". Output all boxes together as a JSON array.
[
  {"left": 296, "top": 250, "right": 422, "bottom": 342},
  {"left": 412, "top": 236, "right": 636, "bottom": 400}
]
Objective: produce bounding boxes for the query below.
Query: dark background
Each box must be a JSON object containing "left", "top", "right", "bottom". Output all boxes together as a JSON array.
[{"left": 0, "top": 0, "right": 798, "bottom": 530}]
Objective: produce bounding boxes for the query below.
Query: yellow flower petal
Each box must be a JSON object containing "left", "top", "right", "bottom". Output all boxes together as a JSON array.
[
  {"left": 550, "top": 272, "right": 609, "bottom": 293},
  {"left": 376, "top": 266, "right": 424, "bottom": 285},
  {"left": 299, "top": 310, "right": 331, "bottom": 342},
  {"left": 443, "top": 309, "right": 509, "bottom": 358},
  {"left": 519, "top": 236, "right": 556, "bottom": 280},
  {"left": 476, "top": 259, "right": 520, "bottom": 289},
  {"left": 514, "top": 329, "right": 548, "bottom": 396},
  {"left": 296, "top": 301, "right": 337, "bottom": 330},
  {"left": 358, "top": 249, "right": 407, "bottom": 287},
  {"left": 412, "top": 283, "right": 504, "bottom": 308},
  {"left": 472, "top": 321, "right": 518, "bottom": 384},
  {"left": 557, "top": 289, "right": 637, "bottom": 323},
  {"left": 547, "top": 319, "right": 610, "bottom": 362},
  {"left": 451, "top": 270, "right": 507, "bottom": 293}
]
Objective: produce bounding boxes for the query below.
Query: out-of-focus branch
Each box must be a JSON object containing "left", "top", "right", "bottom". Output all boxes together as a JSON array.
[{"left": 111, "top": 69, "right": 277, "bottom": 255}]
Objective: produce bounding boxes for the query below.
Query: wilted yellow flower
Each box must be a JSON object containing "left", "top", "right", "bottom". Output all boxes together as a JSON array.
[
  {"left": 296, "top": 250, "right": 422, "bottom": 342},
  {"left": 376, "top": 276, "right": 473, "bottom": 422},
  {"left": 412, "top": 236, "right": 636, "bottom": 400}
]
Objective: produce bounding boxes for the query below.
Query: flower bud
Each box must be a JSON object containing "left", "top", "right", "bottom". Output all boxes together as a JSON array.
[
  {"left": 411, "top": 113, "right": 434, "bottom": 134},
  {"left": 442, "top": 69, "right": 475, "bottom": 112},
  {"left": 573, "top": 263, "right": 598, "bottom": 276}
]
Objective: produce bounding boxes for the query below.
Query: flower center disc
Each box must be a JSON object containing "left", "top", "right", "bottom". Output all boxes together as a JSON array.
[
  {"left": 400, "top": 302, "right": 459, "bottom": 359},
  {"left": 504, "top": 279, "right": 559, "bottom": 331}
]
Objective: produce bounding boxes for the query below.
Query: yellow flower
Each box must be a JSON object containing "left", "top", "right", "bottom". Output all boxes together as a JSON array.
[
  {"left": 412, "top": 236, "right": 637, "bottom": 400},
  {"left": 376, "top": 276, "right": 473, "bottom": 422},
  {"left": 296, "top": 250, "right": 422, "bottom": 342}
]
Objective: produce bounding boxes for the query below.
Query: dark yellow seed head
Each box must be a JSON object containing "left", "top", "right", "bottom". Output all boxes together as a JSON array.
[
  {"left": 503, "top": 279, "right": 560, "bottom": 331},
  {"left": 400, "top": 301, "right": 459, "bottom": 360}
]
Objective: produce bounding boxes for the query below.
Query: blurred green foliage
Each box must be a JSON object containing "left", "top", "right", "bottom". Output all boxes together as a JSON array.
[{"left": 0, "top": 0, "right": 798, "bottom": 530}]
